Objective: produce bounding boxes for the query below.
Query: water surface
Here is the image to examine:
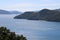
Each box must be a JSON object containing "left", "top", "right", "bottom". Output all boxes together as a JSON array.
[{"left": 0, "top": 14, "right": 60, "bottom": 40}]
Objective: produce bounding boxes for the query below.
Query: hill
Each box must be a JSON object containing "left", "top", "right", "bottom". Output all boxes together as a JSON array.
[
  {"left": 0, "top": 10, "right": 11, "bottom": 14},
  {"left": 0, "top": 9, "right": 22, "bottom": 14},
  {"left": 10, "top": 11, "right": 22, "bottom": 14},
  {"left": 14, "top": 9, "right": 60, "bottom": 22}
]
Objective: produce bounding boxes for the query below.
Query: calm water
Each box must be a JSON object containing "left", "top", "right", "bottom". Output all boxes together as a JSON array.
[{"left": 0, "top": 14, "right": 60, "bottom": 40}]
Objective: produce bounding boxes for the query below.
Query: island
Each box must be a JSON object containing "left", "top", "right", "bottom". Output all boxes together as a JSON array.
[{"left": 14, "top": 9, "right": 60, "bottom": 22}]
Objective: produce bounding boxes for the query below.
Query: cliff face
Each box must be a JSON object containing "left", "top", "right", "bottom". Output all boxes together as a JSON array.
[{"left": 14, "top": 9, "right": 60, "bottom": 22}]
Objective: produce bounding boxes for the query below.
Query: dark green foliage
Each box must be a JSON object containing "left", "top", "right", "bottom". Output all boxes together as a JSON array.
[{"left": 0, "top": 27, "right": 27, "bottom": 40}]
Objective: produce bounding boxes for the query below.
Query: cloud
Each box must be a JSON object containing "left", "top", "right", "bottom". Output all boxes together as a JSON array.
[
  {"left": 6, "top": 3, "right": 33, "bottom": 8},
  {"left": 2, "top": 3, "right": 60, "bottom": 11},
  {"left": 7, "top": 3, "right": 59, "bottom": 8}
]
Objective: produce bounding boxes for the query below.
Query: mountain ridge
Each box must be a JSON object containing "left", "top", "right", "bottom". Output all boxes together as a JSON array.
[
  {"left": 0, "top": 9, "right": 22, "bottom": 14},
  {"left": 14, "top": 9, "right": 60, "bottom": 22}
]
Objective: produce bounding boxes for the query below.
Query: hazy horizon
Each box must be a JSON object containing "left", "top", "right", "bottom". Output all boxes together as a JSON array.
[{"left": 0, "top": 0, "right": 60, "bottom": 12}]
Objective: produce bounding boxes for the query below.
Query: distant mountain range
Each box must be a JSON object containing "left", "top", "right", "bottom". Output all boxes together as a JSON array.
[
  {"left": 0, "top": 10, "right": 11, "bottom": 14},
  {"left": 10, "top": 11, "right": 22, "bottom": 14},
  {"left": 0, "top": 9, "right": 22, "bottom": 14},
  {"left": 14, "top": 9, "right": 60, "bottom": 22}
]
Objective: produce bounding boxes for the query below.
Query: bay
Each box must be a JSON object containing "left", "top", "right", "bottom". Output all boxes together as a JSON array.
[{"left": 0, "top": 14, "right": 60, "bottom": 40}]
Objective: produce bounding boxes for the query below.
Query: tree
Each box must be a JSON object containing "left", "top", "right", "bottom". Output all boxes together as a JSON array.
[{"left": 0, "top": 26, "right": 27, "bottom": 40}]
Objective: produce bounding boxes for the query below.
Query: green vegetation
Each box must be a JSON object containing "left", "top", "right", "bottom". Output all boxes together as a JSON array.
[{"left": 0, "top": 26, "right": 27, "bottom": 40}]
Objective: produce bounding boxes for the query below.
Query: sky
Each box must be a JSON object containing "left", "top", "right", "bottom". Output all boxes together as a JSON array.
[{"left": 0, "top": 0, "right": 60, "bottom": 12}]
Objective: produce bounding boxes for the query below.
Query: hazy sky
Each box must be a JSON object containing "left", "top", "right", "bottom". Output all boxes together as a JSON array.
[{"left": 0, "top": 0, "right": 60, "bottom": 12}]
